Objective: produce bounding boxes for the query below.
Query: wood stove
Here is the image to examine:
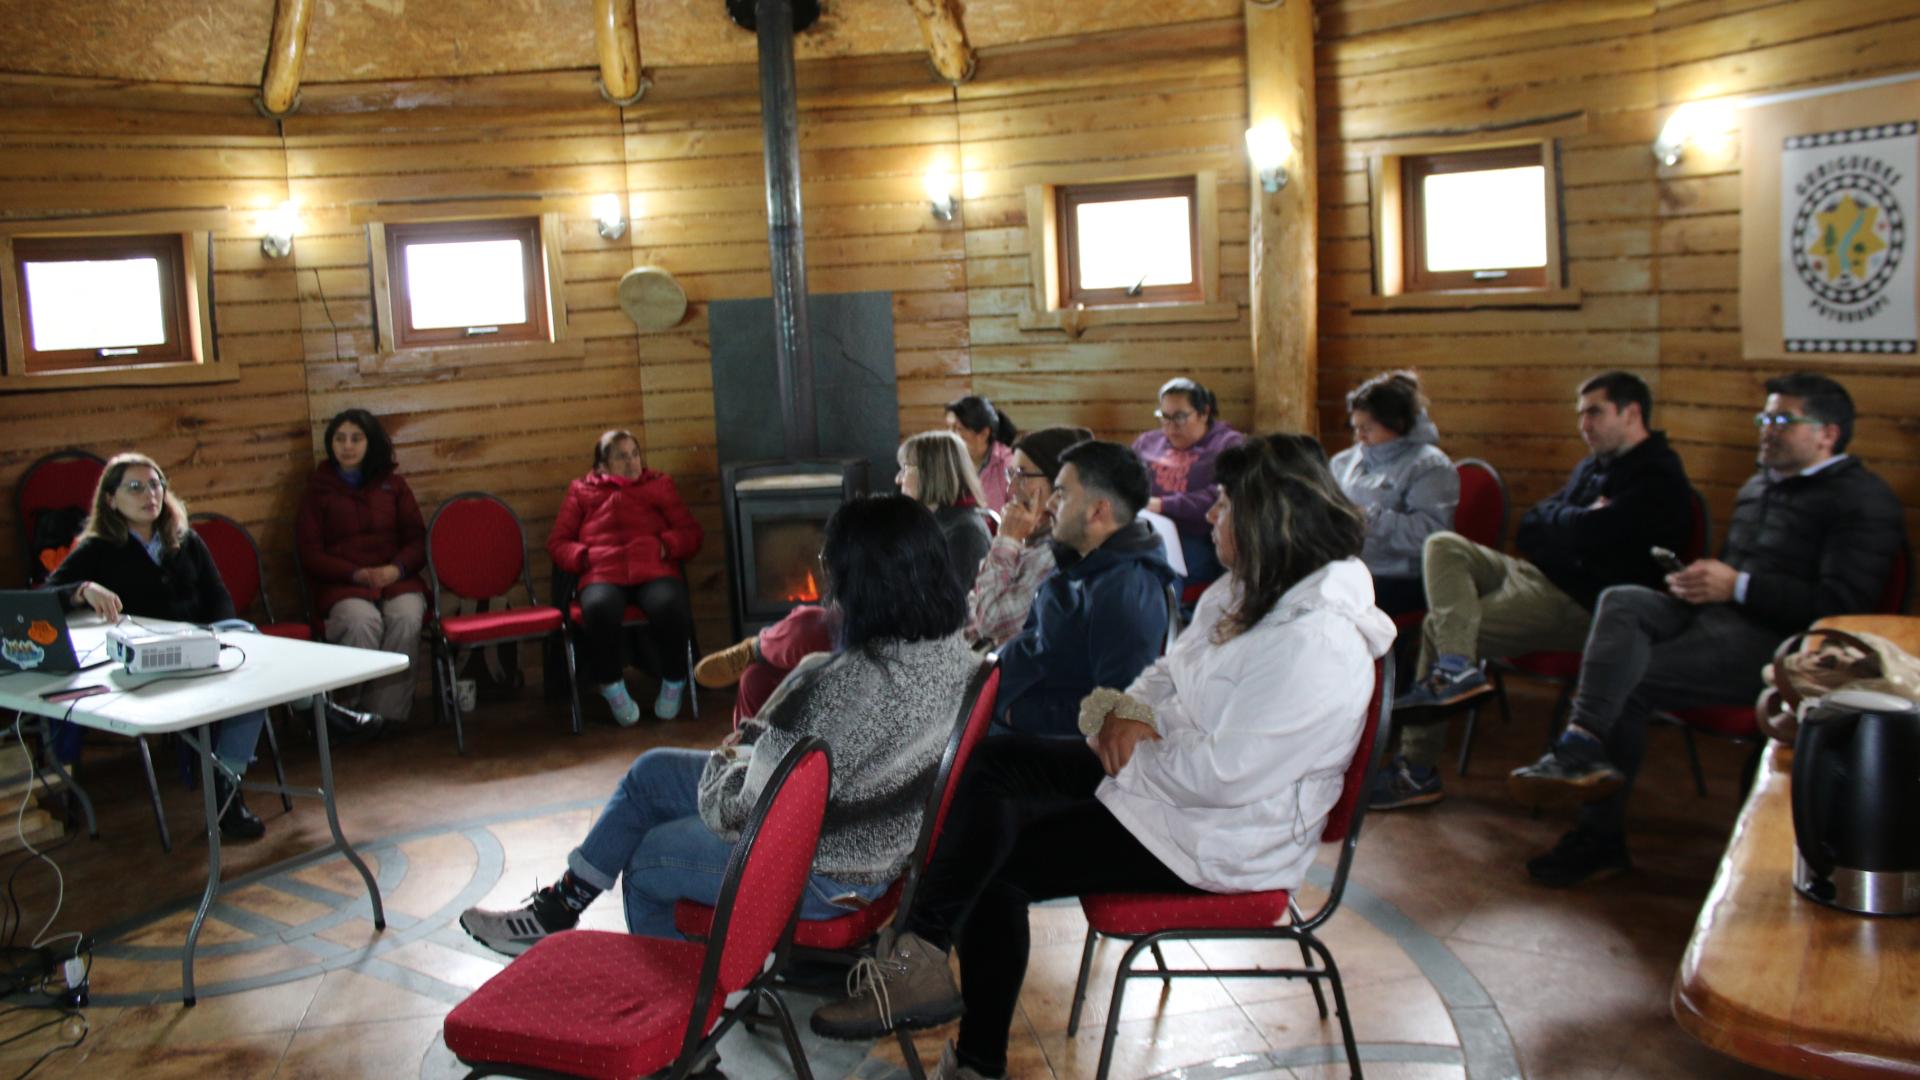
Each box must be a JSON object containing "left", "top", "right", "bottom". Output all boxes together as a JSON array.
[{"left": 721, "top": 458, "right": 868, "bottom": 638}]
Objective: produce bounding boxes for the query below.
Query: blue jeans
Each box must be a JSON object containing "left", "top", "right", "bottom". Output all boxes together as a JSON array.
[{"left": 567, "top": 747, "right": 891, "bottom": 938}]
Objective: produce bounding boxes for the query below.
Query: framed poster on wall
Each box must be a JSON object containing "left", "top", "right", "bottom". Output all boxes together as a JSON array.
[{"left": 1741, "top": 78, "right": 1920, "bottom": 361}]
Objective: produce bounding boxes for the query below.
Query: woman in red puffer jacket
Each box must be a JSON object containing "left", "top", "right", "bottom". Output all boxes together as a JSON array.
[{"left": 549, "top": 430, "right": 703, "bottom": 725}]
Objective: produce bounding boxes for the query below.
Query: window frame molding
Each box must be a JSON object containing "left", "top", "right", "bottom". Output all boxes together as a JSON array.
[
  {"left": 1056, "top": 175, "right": 1205, "bottom": 308},
  {"left": 0, "top": 210, "right": 231, "bottom": 393},
  {"left": 365, "top": 200, "right": 568, "bottom": 358}
]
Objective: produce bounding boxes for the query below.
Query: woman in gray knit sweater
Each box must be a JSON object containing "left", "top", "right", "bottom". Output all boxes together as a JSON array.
[{"left": 461, "top": 495, "right": 983, "bottom": 955}]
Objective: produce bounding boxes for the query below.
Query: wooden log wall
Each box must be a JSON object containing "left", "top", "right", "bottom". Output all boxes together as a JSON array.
[
  {"left": 0, "top": 20, "right": 1259, "bottom": 655},
  {"left": 1316, "top": 0, "right": 1920, "bottom": 560}
]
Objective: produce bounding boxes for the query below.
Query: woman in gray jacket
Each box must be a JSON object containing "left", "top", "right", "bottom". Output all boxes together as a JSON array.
[
  {"left": 459, "top": 495, "right": 984, "bottom": 955},
  {"left": 1327, "top": 370, "right": 1458, "bottom": 616}
]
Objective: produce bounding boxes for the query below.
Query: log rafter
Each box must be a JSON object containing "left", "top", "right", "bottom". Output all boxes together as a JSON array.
[
  {"left": 905, "top": 0, "right": 975, "bottom": 85},
  {"left": 595, "top": 0, "right": 650, "bottom": 105},
  {"left": 257, "top": 0, "right": 316, "bottom": 118}
]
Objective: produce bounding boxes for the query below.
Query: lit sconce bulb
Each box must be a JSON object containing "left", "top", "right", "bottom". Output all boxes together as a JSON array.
[
  {"left": 260, "top": 200, "right": 298, "bottom": 259},
  {"left": 593, "top": 193, "right": 629, "bottom": 240},
  {"left": 1653, "top": 100, "right": 1738, "bottom": 167},
  {"left": 1245, "top": 121, "right": 1290, "bottom": 193},
  {"left": 924, "top": 166, "right": 958, "bottom": 222}
]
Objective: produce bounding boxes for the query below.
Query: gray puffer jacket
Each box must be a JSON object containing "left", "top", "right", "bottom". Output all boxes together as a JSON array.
[
  {"left": 697, "top": 631, "right": 983, "bottom": 884},
  {"left": 1328, "top": 415, "right": 1458, "bottom": 579}
]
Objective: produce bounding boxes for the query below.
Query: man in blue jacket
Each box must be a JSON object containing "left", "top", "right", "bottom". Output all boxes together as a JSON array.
[{"left": 993, "top": 440, "right": 1175, "bottom": 737}]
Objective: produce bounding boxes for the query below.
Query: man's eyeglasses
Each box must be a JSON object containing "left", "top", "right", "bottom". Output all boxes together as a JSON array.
[
  {"left": 1154, "top": 409, "right": 1195, "bottom": 425},
  {"left": 1753, "top": 412, "right": 1825, "bottom": 430},
  {"left": 118, "top": 479, "right": 167, "bottom": 496},
  {"left": 1004, "top": 465, "right": 1047, "bottom": 484}
]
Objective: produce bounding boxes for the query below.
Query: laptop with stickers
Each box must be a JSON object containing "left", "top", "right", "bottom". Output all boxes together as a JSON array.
[{"left": 0, "top": 590, "right": 82, "bottom": 674}]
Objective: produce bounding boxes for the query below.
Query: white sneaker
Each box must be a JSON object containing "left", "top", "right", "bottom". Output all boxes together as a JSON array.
[
  {"left": 653, "top": 679, "right": 686, "bottom": 720},
  {"left": 600, "top": 681, "right": 641, "bottom": 727},
  {"left": 932, "top": 1041, "right": 997, "bottom": 1080}
]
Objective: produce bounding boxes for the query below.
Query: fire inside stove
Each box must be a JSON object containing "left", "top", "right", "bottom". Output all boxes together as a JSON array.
[{"left": 753, "top": 518, "right": 827, "bottom": 608}]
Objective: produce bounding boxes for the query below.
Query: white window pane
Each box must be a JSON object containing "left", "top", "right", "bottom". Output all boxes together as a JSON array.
[
  {"left": 1074, "top": 196, "right": 1194, "bottom": 291},
  {"left": 1422, "top": 166, "right": 1547, "bottom": 272},
  {"left": 404, "top": 239, "right": 529, "bottom": 329},
  {"left": 22, "top": 258, "right": 167, "bottom": 351}
]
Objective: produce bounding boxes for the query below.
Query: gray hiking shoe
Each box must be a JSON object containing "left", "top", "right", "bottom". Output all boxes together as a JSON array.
[
  {"left": 809, "top": 930, "right": 963, "bottom": 1040},
  {"left": 1507, "top": 732, "right": 1625, "bottom": 808},
  {"left": 458, "top": 887, "right": 577, "bottom": 957},
  {"left": 1394, "top": 655, "right": 1492, "bottom": 710}
]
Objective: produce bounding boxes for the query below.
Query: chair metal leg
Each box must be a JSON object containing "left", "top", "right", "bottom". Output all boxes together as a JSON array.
[
  {"left": 1302, "top": 933, "right": 1363, "bottom": 1079},
  {"left": 1457, "top": 704, "right": 1480, "bottom": 776},
  {"left": 561, "top": 631, "right": 583, "bottom": 736},
  {"left": 1066, "top": 929, "right": 1098, "bottom": 1037},
  {"left": 1149, "top": 942, "right": 1171, "bottom": 989},
  {"left": 895, "top": 1027, "right": 928, "bottom": 1080},
  {"left": 1682, "top": 727, "right": 1707, "bottom": 797},
  {"left": 686, "top": 637, "right": 700, "bottom": 720},
  {"left": 135, "top": 735, "right": 172, "bottom": 853},
  {"left": 1297, "top": 935, "right": 1328, "bottom": 1019},
  {"left": 1494, "top": 669, "right": 1513, "bottom": 728},
  {"left": 1095, "top": 937, "right": 1153, "bottom": 1080},
  {"left": 263, "top": 712, "right": 293, "bottom": 812},
  {"left": 754, "top": 986, "right": 815, "bottom": 1080}
]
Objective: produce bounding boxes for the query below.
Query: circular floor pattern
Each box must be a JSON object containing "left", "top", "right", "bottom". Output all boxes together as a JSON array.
[{"left": 83, "top": 800, "right": 1520, "bottom": 1079}]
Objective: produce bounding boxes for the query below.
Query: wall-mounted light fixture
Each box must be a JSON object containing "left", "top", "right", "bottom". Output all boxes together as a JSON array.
[
  {"left": 1652, "top": 100, "right": 1738, "bottom": 167},
  {"left": 260, "top": 200, "right": 298, "bottom": 258},
  {"left": 1245, "top": 120, "right": 1290, "bottom": 193},
  {"left": 924, "top": 167, "right": 958, "bottom": 221},
  {"left": 593, "top": 193, "right": 629, "bottom": 240}
]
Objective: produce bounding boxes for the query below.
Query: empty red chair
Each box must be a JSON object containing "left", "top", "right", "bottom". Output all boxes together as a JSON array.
[
  {"left": 17, "top": 448, "right": 104, "bottom": 586},
  {"left": 426, "top": 493, "right": 581, "bottom": 753},
  {"left": 1064, "top": 655, "right": 1394, "bottom": 1080},
  {"left": 444, "top": 737, "right": 833, "bottom": 1080},
  {"left": 191, "top": 512, "right": 314, "bottom": 642}
]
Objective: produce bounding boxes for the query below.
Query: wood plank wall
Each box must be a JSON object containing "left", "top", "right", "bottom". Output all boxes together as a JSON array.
[
  {"left": 1315, "top": 0, "right": 1920, "bottom": 561},
  {"left": 0, "top": 20, "right": 1258, "bottom": 655}
]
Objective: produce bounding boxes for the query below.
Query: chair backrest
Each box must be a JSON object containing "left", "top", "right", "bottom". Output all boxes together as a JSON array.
[
  {"left": 893, "top": 663, "right": 1000, "bottom": 919},
  {"left": 191, "top": 512, "right": 270, "bottom": 620},
  {"left": 1682, "top": 487, "right": 1711, "bottom": 563},
  {"left": 1300, "top": 652, "right": 1393, "bottom": 931},
  {"left": 427, "top": 492, "right": 533, "bottom": 602},
  {"left": 1453, "top": 459, "right": 1508, "bottom": 550},
  {"left": 16, "top": 449, "right": 105, "bottom": 585},
  {"left": 684, "top": 737, "right": 832, "bottom": 1044},
  {"left": 1880, "top": 535, "right": 1913, "bottom": 615}
]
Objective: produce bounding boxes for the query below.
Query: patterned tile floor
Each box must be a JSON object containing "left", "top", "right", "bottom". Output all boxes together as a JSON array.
[{"left": 0, "top": 682, "right": 1777, "bottom": 1078}]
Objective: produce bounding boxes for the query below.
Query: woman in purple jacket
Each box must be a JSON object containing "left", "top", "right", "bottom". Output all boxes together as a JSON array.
[{"left": 1131, "top": 376, "right": 1243, "bottom": 588}]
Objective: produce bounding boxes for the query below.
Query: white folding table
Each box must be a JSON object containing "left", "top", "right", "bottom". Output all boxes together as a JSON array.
[{"left": 0, "top": 616, "right": 406, "bottom": 1004}]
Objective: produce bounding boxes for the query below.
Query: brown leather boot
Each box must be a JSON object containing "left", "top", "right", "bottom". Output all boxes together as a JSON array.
[
  {"left": 692, "top": 637, "right": 757, "bottom": 688},
  {"left": 809, "top": 930, "right": 963, "bottom": 1040}
]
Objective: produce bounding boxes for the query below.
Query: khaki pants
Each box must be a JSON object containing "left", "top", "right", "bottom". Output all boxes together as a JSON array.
[
  {"left": 326, "top": 592, "right": 427, "bottom": 720},
  {"left": 1402, "top": 532, "right": 1592, "bottom": 769}
]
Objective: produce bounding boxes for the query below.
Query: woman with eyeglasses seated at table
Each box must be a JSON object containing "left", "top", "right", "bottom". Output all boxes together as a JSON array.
[
  {"left": 296, "top": 408, "right": 426, "bottom": 730},
  {"left": 693, "top": 430, "right": 992, "bottom": 723},
  {"left": 810, "top": 435, "right": 1397, "bottom": 1076},
  {"left": 1132, "top": 376, "right": 1244, "bottom": 591},
  {"left": 967, "top": 425, "right": 1093, "bottom": 648},
  {"left": 459, "top": 494, "right": 984, "bottom": 957},
  {"left": 547, "top": 429, "right": 702, "bottom": 725},
  {"left": 946, "top": 395, "right": 1019, "bottom": 512},
  {"left": 46, "top": 452, "right": 270, "bottom": 840}
]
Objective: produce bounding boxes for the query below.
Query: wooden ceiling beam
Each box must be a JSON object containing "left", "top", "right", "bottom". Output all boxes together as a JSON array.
[
  {"left": 258, "top": 0, "right": 316, "bottom": 117},
  {"left": 905, "top": 0, "right": 975, "bottom": 85},
  {"left": 594, "top": 0, "right": 650, "bottom": 105}
]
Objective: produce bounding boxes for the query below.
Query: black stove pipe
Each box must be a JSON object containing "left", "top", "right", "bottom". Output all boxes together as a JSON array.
[{"left": 755, "top": 0, "right": 817, "bottom": 458}]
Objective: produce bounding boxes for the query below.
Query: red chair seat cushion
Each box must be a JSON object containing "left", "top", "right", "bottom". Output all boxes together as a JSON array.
[
  {"left": 1667, "top": 704, "right": 1758, "bottom": 738},
  {"left": 441, "top": 606, "right": 563, "bottom": 645},
  {"left": 1503, "top": 650, "right": 1581, "bottom": 680},
  {"left": 567, "top": 602, "right": 647, "bottom": 625},
  {"left": 444, "top": 930, "right": 707, "bottom": 1080},
  {"left": 259, "top": 621, "right": 313, "bottom": 641},
  {"left": 1081, "top": 889, "right": 1292, "bottom": 935},
  {"left": 673, "top": 879, "right": 903, "bottom": 951},
  {"left": 1391, "top": 609, "right": 1426, "bottom": 631}
]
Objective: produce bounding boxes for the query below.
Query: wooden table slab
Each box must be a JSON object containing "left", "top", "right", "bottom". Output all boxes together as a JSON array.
[{"left": 1672, "top": 742, "right": 1920, "bottom": 1078}]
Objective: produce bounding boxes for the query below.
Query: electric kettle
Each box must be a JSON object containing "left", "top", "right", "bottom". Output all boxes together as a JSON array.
[{"left": 1791, "top": 688, "right": 1920, "bottom": 915}]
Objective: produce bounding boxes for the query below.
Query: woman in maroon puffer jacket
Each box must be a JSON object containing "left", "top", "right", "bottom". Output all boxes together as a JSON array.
[
  {"left": 297, "top": 408, "right": 428, "bottom": 723},
  {"left": 548, "top": 430, "right": 703, "bottom": 724}
]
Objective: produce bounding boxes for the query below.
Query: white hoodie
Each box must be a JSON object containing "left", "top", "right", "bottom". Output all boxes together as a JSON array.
[{"left": 1096, "top": 558, "right": 1397, "bottom": 894}]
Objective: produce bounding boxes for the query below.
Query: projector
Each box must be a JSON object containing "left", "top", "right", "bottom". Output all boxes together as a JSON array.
[{"left": 106, "top": 625, "right": 222, "bottom": 674}]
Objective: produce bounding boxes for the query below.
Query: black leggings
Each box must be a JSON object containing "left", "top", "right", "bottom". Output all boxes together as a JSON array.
[
  {"left": 905, "top": 736, "right": 1196, "bottom": 1076},
  {"left": 577, "top": 578, "right": 693, "bottom": 684}
]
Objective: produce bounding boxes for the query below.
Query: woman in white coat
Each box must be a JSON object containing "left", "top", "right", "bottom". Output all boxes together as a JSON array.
[{"left": 811, "top": 434, "right": 1398, "bottom": 1080}]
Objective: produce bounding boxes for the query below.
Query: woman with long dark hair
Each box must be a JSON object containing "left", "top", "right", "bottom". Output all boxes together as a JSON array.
[
  {"left": 1132, "top": 375, "right": 1244, "bottom": 589},
  {"left": 548, "top": 429, "right": 702, "bottom": 724},
  {"left": 460, "top": 495, "right": 984, "bottom": 955},
  {"left": 812, "top": 435, "right": 1397, "bottom": 1080},
  {"left": 47, "top": 453, "right": 270, "bottom": 838},
  {"left": 296, "top": 408, "right": 426, "bottom": 724},
  {"left": 945, "top": 395, "right": 1018, "bottom": 512}
]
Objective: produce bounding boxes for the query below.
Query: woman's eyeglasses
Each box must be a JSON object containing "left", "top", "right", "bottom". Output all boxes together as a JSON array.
[
  {"left": 1752, "top": 412, "right": 1825, "bottom": 429},
  {"left": 118, "top": 479, "right": 167, "bottom": 496},
  {"left": 1154, "top": 409, "right": 1195, "bottom": 425}
]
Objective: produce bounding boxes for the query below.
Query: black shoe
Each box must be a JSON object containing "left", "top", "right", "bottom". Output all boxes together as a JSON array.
[
  {"left": 325, "top": 702, "right": 386, "bottom": 744},
  {"left": 1369, "top": 755, "right": 1444, "bottom": 811},
  {"left": 1526, "top": 827, "right": 1630, "bottom": 887},
  {"left": 1507, "top": 731, "right": 1624, "bottom": 809},
  {"left": 213, "top": 773, "right": 265, "bottom": 841}
]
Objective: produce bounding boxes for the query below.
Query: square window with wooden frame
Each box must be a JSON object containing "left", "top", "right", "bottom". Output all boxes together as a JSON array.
[
  {"left": 1379, "top": 143, "right": 1563, "bottom": 296},
  {"left": 9, "top": 233, "right": 198, "bottom": 374},
  {"left": 1057, "top": 177, "right": 1203, "bottom": 307},
  {"left": 384, "top": 217, "right": 550, "bottom": 349}
]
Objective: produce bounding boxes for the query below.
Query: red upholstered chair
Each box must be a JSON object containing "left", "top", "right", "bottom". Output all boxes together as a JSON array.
[
  {"left": 674, "top": 662, "right": 1001, "bottom": 1077},
  {"left": 16, "top": 448, "right": 105, "bottom": 586},
  {"left": 1656, "top": 534, "right": 1913, "bottom": 796},
  {"left": 1064, "top": 654, "right": 1395, "bottom": 1080},
  {"left": 445, "top": 737, "right": 833, "bottom": 1080},
  {"left": 426, "top": 493, "right": 581, "bottom": 754}
]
